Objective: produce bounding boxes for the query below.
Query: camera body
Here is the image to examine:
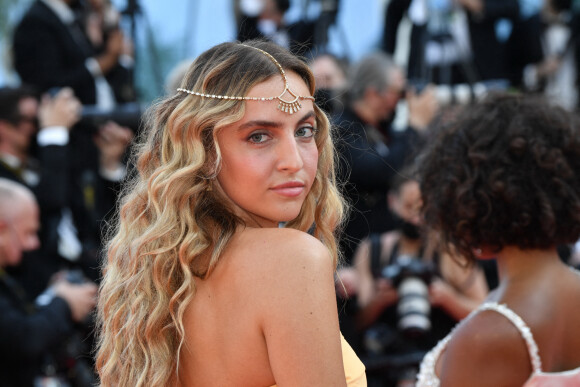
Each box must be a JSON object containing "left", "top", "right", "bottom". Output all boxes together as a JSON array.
[
  {"left": 35, "top": 269, "right": 88, "bottom": 306},
  {"left": 80, "top": 103, "right": 143, "bottom": 131},
  {"left": 382, "top": 255, "right": 435, "bottom": 336},
  {"left": 46, "top": 88, "right": 143, "bottom": 132},
  {"left": 64, "top": 269, "right": 86, "bottom": 284}
]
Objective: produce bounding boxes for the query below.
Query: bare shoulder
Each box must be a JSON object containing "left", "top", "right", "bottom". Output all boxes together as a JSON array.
[
  {"left": 241, "top": 226, "right": 329, "bottom": 256},
  {"left": 225, "top": 227, "right": 333, "bottom": 286},
  {"left": 380, "top": 231, "right": 400, "bottom": 264},
  {"left": 216, "top": 228, "right": 345, "bottom": 384},
  {"left": 353, "top": 238, "right": 371, "bottom": 268},
  {"left": 439, "top": 307, "right": 533, "bottom": 387},
  {"left": 380, "top": 230, "right": 400, "bottom": 248}
]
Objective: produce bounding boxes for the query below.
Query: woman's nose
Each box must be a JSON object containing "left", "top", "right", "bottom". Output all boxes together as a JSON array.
[{"left": 277, "top": 135, "right": 304, "bottom": 172}]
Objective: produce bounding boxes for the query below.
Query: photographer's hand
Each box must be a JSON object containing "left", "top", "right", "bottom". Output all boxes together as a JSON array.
[
  {"left": 95, "top": 28, "right": 123, "bottom": 75},
  {"left": 85, "top": 12, "right": 104, "bottom": 48},
  {"left": 375, "top": 278, "right": 398, "bottom": 308},
  {"left": 406, "top": 85, "right": 438, "bottom": 132},
  {"left": 53, "top": 280, "right": 98, "bottom": 323},
  {"left": 355, "top": 278, "right": 398, "bottom": 330},
  {"left": 38, "top": 88, "right": 82, "bottom": 130},
  {"left": 335, "top": 267, "right": 359, "bottom": 299},
  {"left": 429, "top": 278, "right": 455, "bottom": 309},
  {"left": 429, "top": 275, "right": 487, "bottom": 321},
  {"left": 94, "top": 121, "right": 133, "bottom": 175}
]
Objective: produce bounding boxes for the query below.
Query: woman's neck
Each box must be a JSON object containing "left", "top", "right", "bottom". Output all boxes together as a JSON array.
[
  {"left": 398, "top": 235, "right": 423, "bottom": 256},
  {"left": 495, "top": 245, "right": 562, "bottom": 284}
]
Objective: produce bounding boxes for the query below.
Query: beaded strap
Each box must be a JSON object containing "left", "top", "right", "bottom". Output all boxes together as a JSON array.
[
  {"left": 478, "top": 303, "right": 542, "bottom": 374},
  {"left": 417, "top": 302, "right": 543, "bottom": 387}
]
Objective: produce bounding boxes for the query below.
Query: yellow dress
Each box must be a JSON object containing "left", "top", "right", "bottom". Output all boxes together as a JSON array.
[{"left": 270, "top": 333, "right": 367, "bottom": 386}]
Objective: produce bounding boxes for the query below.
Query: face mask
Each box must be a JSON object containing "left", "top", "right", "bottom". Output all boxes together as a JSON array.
[
  {"left": 392, "top": 212, "right": 422, "bottom": 240},
  {"left": 401, "top": 220, "right": 421, "bottom": 240}
]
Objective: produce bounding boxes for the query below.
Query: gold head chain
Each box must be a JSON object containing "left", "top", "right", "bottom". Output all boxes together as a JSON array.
[{"left": 177, "top": 45, "right": 315, "bottom": 114}]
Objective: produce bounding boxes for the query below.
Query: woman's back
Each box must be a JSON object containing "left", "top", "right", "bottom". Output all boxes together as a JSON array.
[
  {"left": 178, "top": 227, "right": 346, "bottom": 386},
  {"left": 509, "top": 264, "right": 580, "bottom": 376},
  {"left": 522, "top": 266, "right": 580, "bottom": 386},
  {"left": 427, "top": 258, "right": 580, "bottom": 386}
]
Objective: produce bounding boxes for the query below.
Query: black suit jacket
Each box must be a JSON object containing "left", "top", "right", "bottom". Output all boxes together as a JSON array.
[
  {"left": 237, "top": 16, "right": 316, "bottom": 56},
  {"left": 1, "top": 138, "right": 118, "bottom": 295},
  {"left": 0, "top": 270, "right": 74, "bottom": 387},
  {"left": 0, "top": 145, "right": 79, "bottom": 297},
  {"left": 333, "top": 108, "right": 421, "bottom": 263},
  {"left": 13, "top": 1, "right": 98, "bottom": 104}
]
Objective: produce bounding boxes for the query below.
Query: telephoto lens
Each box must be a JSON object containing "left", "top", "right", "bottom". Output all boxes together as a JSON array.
[
  {"left": 397, "top": 276, "right": 431, "bottom": 335},
  {"left": 382, "top": 256, "right": 435, "bottom": 336}
]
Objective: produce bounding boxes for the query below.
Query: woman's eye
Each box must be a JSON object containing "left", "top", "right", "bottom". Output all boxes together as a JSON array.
[
  {"left": 248, "top": 133, "right": 268, "bottom": 143},
  {"left": 296, "top": 126, "right": 316, "bottom": 138}
]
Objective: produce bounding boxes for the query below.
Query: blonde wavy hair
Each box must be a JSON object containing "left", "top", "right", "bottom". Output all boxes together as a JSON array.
[{"left": 95, "top": 40, "right": 346, "bottom": 386}]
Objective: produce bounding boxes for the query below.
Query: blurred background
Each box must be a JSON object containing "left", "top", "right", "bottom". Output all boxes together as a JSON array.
[
  {"left": 0, "top": 0, "right": 393, "bottom": 102},
  {"left": 2, "top": 1, "right": 580, "bottom": 386}
]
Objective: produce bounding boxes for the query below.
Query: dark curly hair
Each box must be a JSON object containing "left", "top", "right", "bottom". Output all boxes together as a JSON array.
[{"left": 418, "top": 92, "right": 580, "bottom": 262}]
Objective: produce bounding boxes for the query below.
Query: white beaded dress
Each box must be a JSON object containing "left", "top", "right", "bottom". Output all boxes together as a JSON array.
[{"left": 416, "top": 302, "right": 580, "bottom": 387}]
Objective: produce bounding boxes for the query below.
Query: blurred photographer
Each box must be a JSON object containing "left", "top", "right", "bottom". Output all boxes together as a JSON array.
[
  {"left": 334, "top": 52, "right": 438, "bottom": 264},
  {"left": 0, "top": 178, "right": 97, "bottom": 387},
  {"left": 308, "top": 52, "right": 349, "bottom": 115},
  {"left": 0, "top": 86, "right": 132, "bottom": 296},
  {"left": 82, "top": 0, "right": 136, "bottom": 104},
  {"left": 351, "top": 169, "right": 487, "bottom": 386},
  {"left": 383, "top": 0, "right": 519, "bottom": 86},
  {"left": 236, "top": 0, "right": 322, "bottom": 55},
  {"left": 13, "top": 0, "right": 136, "bottom": 109}
]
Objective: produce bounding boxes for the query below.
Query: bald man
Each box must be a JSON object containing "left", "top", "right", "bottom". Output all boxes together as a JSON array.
[
  {"left": 0, "top": 178, "right": 97, "bottom": 387},
  {"left": 0, "top": 179, "right": 41, "bottom": 267}
]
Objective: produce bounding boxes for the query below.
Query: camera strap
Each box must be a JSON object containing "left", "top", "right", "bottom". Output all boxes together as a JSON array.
[{"left": 370, "top": 233, "right": 382, "bottom": 279}]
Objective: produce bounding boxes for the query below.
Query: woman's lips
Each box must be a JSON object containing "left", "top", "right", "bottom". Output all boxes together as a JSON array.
[{"left": 270, "top": 182, "right": 306, "bottom": 197}]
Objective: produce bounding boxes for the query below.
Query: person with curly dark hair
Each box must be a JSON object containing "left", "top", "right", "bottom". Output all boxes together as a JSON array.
[{"left": 415, "top": 92, "right": 580, "bottom": 386}]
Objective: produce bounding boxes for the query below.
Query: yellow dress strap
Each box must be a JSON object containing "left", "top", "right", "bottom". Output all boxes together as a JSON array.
[
  {"left": 270, "top": 333, "right": 367, "bottom": 386},
  {"left": 341, "top": 333, "right": 367, "bottom": 386}
]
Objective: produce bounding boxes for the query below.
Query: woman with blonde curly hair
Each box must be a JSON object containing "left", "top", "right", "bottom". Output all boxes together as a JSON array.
[{"left": 95, "top": 40, "right": 366, "bottom": 386}]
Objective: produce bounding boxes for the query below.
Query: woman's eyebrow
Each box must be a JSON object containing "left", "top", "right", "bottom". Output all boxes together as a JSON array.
[
  {"left": 297, "top": 110, "right": 316, "bottom": 124},
  {"left": 238, "top": 120, "right": 281, "bottom": 130},
  {"left": 237, "top": 110, "right": 316, "bottom": 131}
]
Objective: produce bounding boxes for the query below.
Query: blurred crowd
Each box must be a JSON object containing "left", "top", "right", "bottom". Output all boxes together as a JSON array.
[{"left": 1, "top": 0, "right": 580, "bottom": 386}]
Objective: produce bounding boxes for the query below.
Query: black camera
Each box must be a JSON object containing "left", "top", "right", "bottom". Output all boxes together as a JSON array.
[
  {"left": 79, "top": 103, "right": 143, "bottom": 131},
  {"left": 382, "top": 256, "right": 435, "bottom": 336},
  {"left": 64, "top": 269, "right": 87, "bottom": 284},
  {"left": 35, "top": 269, "right": 88, "bottom": 306},
  {"left": 362, "top": 257, "right": 437, "bottom": 385},
  {"left": 46, "top": 88, "right": 143, "bottom": 132}
]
